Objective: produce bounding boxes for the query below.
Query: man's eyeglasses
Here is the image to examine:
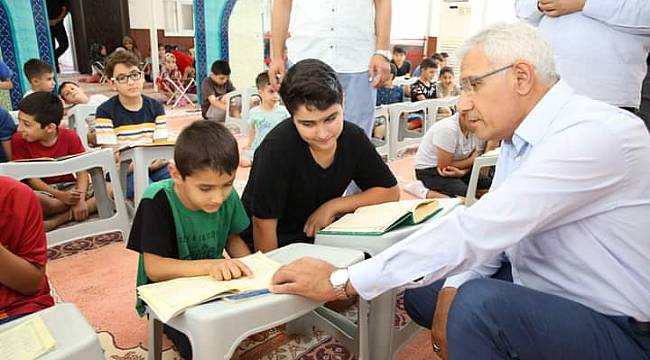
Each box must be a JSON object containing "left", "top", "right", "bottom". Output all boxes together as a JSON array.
[
  {"left": 112, "top": 70, "right": 143, "bottom": 84},
  {"left": 459, "top": 64, "right": 513, "bottom": 94}
]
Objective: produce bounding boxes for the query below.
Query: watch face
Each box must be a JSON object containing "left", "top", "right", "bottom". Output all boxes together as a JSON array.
[{"left": 330, "top": 269, "right": 348, "bottom": 287}]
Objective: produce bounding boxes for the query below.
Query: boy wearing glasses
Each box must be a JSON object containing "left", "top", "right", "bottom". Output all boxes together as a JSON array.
[{"left": 95, "top": 50, "right": 170, "bottom": 198}]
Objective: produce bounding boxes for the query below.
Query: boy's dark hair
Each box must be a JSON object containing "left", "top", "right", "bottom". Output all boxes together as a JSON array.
[
  {"left": 279, "top": 59, "right": 343, "bottom": 115},
  {"left": 174, "top": 120, "right": 239, "bottom": 178},
  {"left": 211, "top": 60, "right": 231, "bottom": 76},
  {"left": 57, "top": 81, "right": 77, "bottom": 97},
  {"left": 440, "top": 52, "right": 449, "bottom": 59},
  {"left": 431, "top": 53, "right": 444, "bottom": 62},
  {"left": 104, "top": 50, "right": 140, "bottom": 78},
  {"left": 255, "top": 72, "right": 270, "bottom": 90},
  {"left": 392, "top": 46, "right": 407, "bottom": 55},
  {"left": 439, "top": 66, "right": 454, "bottom": 77},
  {"left": 23, "top": 59, "right": 54, "bottom": 81},
  {"left": 420, "top": 58, "right": 438, "bottom": 71},
  {"left": 18, "top": 92, "right": 64, "bottom": 128}
]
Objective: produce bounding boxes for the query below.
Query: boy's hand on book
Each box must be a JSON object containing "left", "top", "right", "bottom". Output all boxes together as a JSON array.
[
  {"left": 270, "top": 257, "right": 338, "bottom": 301},
  {"left": 71, "top": 198, "right": 89, "bottom": 221},
  {"left": 304, "top": 202, "right": 338, "bottom": 237},
  {"left": 208, "top": 259, "right": 253, "bottom": 281}
]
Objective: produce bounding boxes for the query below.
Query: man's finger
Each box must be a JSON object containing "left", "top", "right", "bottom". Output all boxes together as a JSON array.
[
  {"left": 271, "top": 266, "right": 296, "bottom": 285},
  {"left": 270, "top": 282, "right": 299, "bottom": 295}
]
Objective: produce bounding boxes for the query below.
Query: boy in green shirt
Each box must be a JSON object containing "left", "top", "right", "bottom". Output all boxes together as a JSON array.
[{"left": 127, "top": 120, "right": 251, "bottom": 359}]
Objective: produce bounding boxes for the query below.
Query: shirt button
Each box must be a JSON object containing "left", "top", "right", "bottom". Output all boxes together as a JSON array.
[
  {"left": 330, "top": 45, "right": 334, "bottom": 49},
  {"left": 331, "top": 8, "right": 335, "bottom": 12},
  {"left": 330, "top": 27, "right": 334, "bottom": 31}
]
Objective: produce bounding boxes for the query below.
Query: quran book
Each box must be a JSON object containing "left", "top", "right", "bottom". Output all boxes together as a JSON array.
[
  {"left": 137, "top": 252, "right": 282, "bottom": 323},
  {"left": 0, "top": 316, "right": 56, "bottom": 360},
  {"left": 11, "top": 153, "right": 86, "bottom": 162},
  {"left": 318, "top": 198, "right": 452, "bottom": 236}
]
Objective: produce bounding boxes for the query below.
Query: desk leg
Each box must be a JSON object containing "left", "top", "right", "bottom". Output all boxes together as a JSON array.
[
  {"left": 147, "top": 317, "right": 163, "bottom": 360},
  {"left": 89, "top": 168, "right": 113, "bottom": 218},
  {"left": 369, "top": 290, "right": 397, "bottom": 360},
  {"left": 119, "top": 160, "right": 130, "bottom": 206},
  {"left": 133, "top": 153, "right": 149, "bottom": 208}
]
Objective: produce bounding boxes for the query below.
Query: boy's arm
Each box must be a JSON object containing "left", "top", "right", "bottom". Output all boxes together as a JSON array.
[
  {"left": 207, "top": 94, "right": 227, "bottom": 111},
  {"left": 269, "top": 0, "right": 292, "bottom": 89},
  {"left": 303, "top": 185, "right": 400, "bottom": 237},
  {"left": 253, "top": 217, "right": 279, "bottom": 253},
  {"left": 2, "top": 140, "right": 12, "bottom": 161},
  {"left": 0, "top": 80, "right": 12, "bottom": 90},
  {"left": 436, "top": 146, "right": 478, "bottom": 172},
  {"left": 226, "top": 234, "right": 251, "bottom": 258},
  {"left": 0, "top": 245, "right": 46, "bottom": 296},
  {"left": 27, "top": 178, "right": 80, "bottom": 205},
  {"left": 369, "top": 0, "right": 392, "bottom": 87},
  {"left": 142, "top": 252, "right": 251, "bottom": 282},
  {"left": 245, "top": 125, "right": 256, "bottom": 149}
]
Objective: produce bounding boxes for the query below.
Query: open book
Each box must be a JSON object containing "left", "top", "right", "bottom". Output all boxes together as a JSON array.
[
  {"left": 137, "top": 252, "right": 282, "bottom": 323},
  {"left": 0, "top": 316, "right": 56, "bottom": 360},
  {"left": 319, "top": 198, "right": 453, "bottom": 236},
  {"left": 11, "top": 152, "right": 86, "bottom": 162}
]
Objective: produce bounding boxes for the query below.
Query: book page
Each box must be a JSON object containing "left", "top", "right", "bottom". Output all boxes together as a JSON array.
[{"left": 0, "top": 316, "right": 56, "bottom": 360}]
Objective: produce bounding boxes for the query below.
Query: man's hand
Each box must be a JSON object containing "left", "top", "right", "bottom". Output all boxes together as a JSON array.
[
  {"left": 55, "top": 190, "right": 82, "bottom": 206},
  {"left": 303, "top": 201, "right": 338, "bottom": 237},
  {"left": 207, "top": 259, "right": 252, "bottom": 281},
  {"left": 270, "top": 257, "right": 339, "bottom": 301},
  {"left": 431, "top": 287, "right": 458, "bottom": 360},
  {"left": 268, "top": 58, "right": 286, "bottom": 91},
  {"left": 368, "top": 54, "right": 391, "bottom": 88},
  {"left": 71, "top": 198, "right": 89, "bottom": 222},
  {"left": 538, "top": 0, "right": 585, "bottom": 17},
  {"left": 438, "top": 166, "right": 468, "bottom": 178}
]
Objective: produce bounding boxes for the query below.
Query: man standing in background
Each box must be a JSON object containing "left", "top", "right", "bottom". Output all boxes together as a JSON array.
[
  {"left": 269, "top": 0, "right": 392, "bottom": 137},
  {"left": 47, "top": 0, "right": 70, "bottom": 72}
]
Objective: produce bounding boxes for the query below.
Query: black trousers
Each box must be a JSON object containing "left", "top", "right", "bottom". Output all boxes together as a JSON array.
[
  {"left": 50, "top": 22, "right": 69, "bottom": 70},
  {"left": 415, "top": 166, "right": 492, "bottom": 197}
]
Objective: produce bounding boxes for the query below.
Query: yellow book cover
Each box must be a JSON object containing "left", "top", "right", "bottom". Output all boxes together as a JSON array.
[{"left": 0, "top": 316, "right": 56, "bottom": 360}]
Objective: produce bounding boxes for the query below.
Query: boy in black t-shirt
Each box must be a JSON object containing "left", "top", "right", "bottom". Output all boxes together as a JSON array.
[
  {"left": 127, "top": 120, "right": 251, "bottom": 359},
  {"left": 242, "top": 59, "right": 400, "bottom": 252}
]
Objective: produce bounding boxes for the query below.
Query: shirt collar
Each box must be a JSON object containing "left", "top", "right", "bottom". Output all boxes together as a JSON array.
[{"left": 512, "top": 80, "right": 574, "bottom": 148}]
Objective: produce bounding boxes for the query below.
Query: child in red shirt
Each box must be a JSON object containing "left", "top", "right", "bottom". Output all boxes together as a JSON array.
[
  {"left": 11, "top": 92, "right": 98, "bottom": 231},
  {"left": 0, "top": 176, "right": 54, "bottom": 325}
]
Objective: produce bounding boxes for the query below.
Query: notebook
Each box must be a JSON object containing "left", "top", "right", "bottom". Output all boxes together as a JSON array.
[
  {"left": 137, "top": 252, "right": 282, "bottom": 323},
  {"left": 318, "top": 198, "right": 458, "bottom": 236},
  {"left": 0, "top": 316, "right": 56, "bottom": 360}
]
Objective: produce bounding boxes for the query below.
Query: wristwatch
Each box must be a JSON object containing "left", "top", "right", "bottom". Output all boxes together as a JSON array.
[
  {"left": 374, "top": 49, "right": 392, "bottom": 62},
  {"left": 329, "top": 268, "right": 351, "bottom": 300}
]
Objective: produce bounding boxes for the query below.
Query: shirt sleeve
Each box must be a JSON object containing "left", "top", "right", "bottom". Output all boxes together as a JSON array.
[
  {"left": 348, "top": 121, "right": 627, "bottom": 300},
  {"left": 201, "top": 79, "right": 215, "bottom": 101},
  {"left": 515, "top": 0, "right": 544, "bottom": 25},
  {"left": 411, "top": 83, "right": 424, "bottom": 99},
  {"left": 127, "top": 191, "right": 178, "bottom": 258},
  {"left": 14, "top": 184, "right": 47, "bottom": 266},
  {"left": 582, "top": 0, "right": 650, "bottom": 35},
  {"left": 227, "top": 191, "right": 251, "bottom": 235},
  {"left": 351, "top": 127, "right": 398, "bottom": 190},
  {"left": 152, "top": 101, "right": 168, "bottom": 141},
  {"left": 67, "top": 131, "right": 86, "bottom": 155},
  {"left": 431, "top": 125, "right": 457, "bottom": 154},
  {"left": 94, "top": 104, "right": 117, "bottom": 145},
  {"left": 247, "top": 139, "right": 292, "bottom": 219},
  {"left": 0, "top": 109, "right": 16, "bottom": 141},
  {"left": 0, "top": 61, "right": 13, "bottom": 80}
]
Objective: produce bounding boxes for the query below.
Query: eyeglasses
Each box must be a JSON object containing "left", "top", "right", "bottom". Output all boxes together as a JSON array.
[
  {"left": 112, "top": 70, "right": 142, "bottom": 84},
  {"left": 459, "top": 64, "right": 513, "bottom": 94}
]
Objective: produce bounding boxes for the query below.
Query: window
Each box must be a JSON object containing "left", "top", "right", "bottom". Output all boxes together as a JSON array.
[{"left": 164, "top": 0, "right": 194, "bottom": 37}]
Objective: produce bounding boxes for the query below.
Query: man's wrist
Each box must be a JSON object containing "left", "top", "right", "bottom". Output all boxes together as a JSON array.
[{"left": 373, "top": 49, "right": 392, "bottom": 62}]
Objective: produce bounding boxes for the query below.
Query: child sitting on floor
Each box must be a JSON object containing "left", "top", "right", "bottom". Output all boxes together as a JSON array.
[
  {"left": 0, "top": 176, "right": 55, "bottom": 325},
  {"left": 127, "top": 120, "right": 252, "bottom": 360},
  {"left": 240, "top": 72, "right": 290, "bottom": 167},
  {"left": 156, "top": 53, "right": 185, "bottom": 104},
  {"left": 11, "top": 92, "right": 99, "bottom": 231},
  {"left": 200, "top": 60, "right": 235, "bottom": 122}
]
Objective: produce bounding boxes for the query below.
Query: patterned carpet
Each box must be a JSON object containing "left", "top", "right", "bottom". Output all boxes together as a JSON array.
[{"left": 45, "top": 233, "right": 425, "bottom": 360}]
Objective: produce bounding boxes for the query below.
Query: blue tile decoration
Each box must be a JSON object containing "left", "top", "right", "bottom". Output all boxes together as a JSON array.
[
  {"left": 195, "top": 0, "right": 206, "bottom": 105},
  {"left": 220, "top": 0, "right": 237, "bottom": 62},
  {"left": 30, "top": 0, "right": 54, "bottom": 65},
  {"left": 0, "top": 1, "right": 22, "bottom": 109}
]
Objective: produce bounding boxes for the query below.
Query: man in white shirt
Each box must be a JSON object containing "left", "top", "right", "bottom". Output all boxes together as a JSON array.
[
  {"left": 270, "top": 22, "right": 650, "bottom": 359},
  {"left": 516, "top": 0, "right": 650, "bottom": 112},
  {"left": 268, "top": 0, "right": 391, "bottom": 136}
]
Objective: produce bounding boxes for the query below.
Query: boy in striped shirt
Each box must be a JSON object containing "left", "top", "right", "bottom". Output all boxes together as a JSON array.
[{"left": 95, "top": 50, "right": 169, "bottom": 198}]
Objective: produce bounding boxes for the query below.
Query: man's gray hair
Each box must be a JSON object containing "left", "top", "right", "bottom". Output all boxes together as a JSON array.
[{"left": 457, "top": 21, "right": 559, "bottom": 85}]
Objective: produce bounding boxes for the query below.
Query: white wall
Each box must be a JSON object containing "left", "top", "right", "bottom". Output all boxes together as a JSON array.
[
  {"left": 129, "top": 0, "right": 165, "bottom": 30},
  {"left": 228, "top": 0, "right": 265, "bottom": 87}
]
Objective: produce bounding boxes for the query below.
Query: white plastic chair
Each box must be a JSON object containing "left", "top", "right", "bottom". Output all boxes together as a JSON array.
[
  {"left": 387, "top": 101, "right": 429, "bottom": 161},
  {"left": 118, "top": 143, "right": 175, "bottom": 210},
  {"left": 422, "top": 96, "right": 459, "bottom": 131},
  {"left": 224, "top": 87, "right": 259, "bottom": 136},
  {"left": 164, "top": 77, "right": 196, "bottom": 109},
  {"left": 0, "top": 303, "right": 104, "bottom": 360},
  {"left": 465, "top": 148, "right": 500, "bottom": 206},
  {"left": 372, "top": 105, "right": 390, "bottom": 159},
  {"left": 146, "top": 243, "right": 368, "bottom": 360},
  {"left": 68, "top": 104, "right": 97, "bottom": 150},
  {"left": 0, "top": 148, "right": 130, "bottom": 247}
]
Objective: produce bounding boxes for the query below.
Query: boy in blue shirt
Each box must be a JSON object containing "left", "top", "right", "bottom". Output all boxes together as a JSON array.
[
  {"left": 127, "top": 120, "right": 251, "bottom": 360},
  {"left": 0, "top": 107, "right": 16, "bottom": 162}
]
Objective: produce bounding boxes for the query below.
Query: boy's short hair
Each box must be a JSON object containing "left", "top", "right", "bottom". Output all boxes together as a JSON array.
[
  {"left": 211, "top": 60, "right": 231, "bottom": 76},
  {"left": 439, "top": 66, "right": 454, "bottom": 77},
  {"left": 420, "top": 58, "right": 438, "bottom": 71},
  {"left": 431, "top": 53, "right": 444, "bottom": 63},
  {"left": 440, "top": 52, "right": 449, "bottom": 59},
  {"left": 58, "top": 81, "right": 77, "bottom": 97},
  {"left": 23, "top": 59, "right": 54, "bottom": 82},
  {"left": 255, "top": 72, "right": 270, "bottom": 90},
  {"left": 104, "top": 50, "right": 140, "bottom": 78},
  {"left": 174, "top": 120, "right": 239, "bottom": 178},
  {"left": 279, "top": 59, "right": 343, "bottom": 115},
  {"left": 18, "top": 92, "right": 64, "bottom": 128},
  {"left": 392, "top": 46, "right": 407, "bottom": 55}
]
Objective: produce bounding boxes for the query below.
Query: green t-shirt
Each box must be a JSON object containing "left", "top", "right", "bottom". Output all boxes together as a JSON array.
[{"left": 127, "top": 178, "right": 250, "bottom": 315}]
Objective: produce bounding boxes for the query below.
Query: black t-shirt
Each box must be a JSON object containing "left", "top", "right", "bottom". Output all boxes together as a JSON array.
[
  {"left": 46, "top": 0, "right": 70, "bottom": 20},
  {"left": 391, "top": 60, "right": 412, "bottom": 77},
  {"left": 127, "top": 190, "right": 180, "bottom": 259},
  {"left": 241, "top": 119, "right": 397, "bottom": 247}
]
